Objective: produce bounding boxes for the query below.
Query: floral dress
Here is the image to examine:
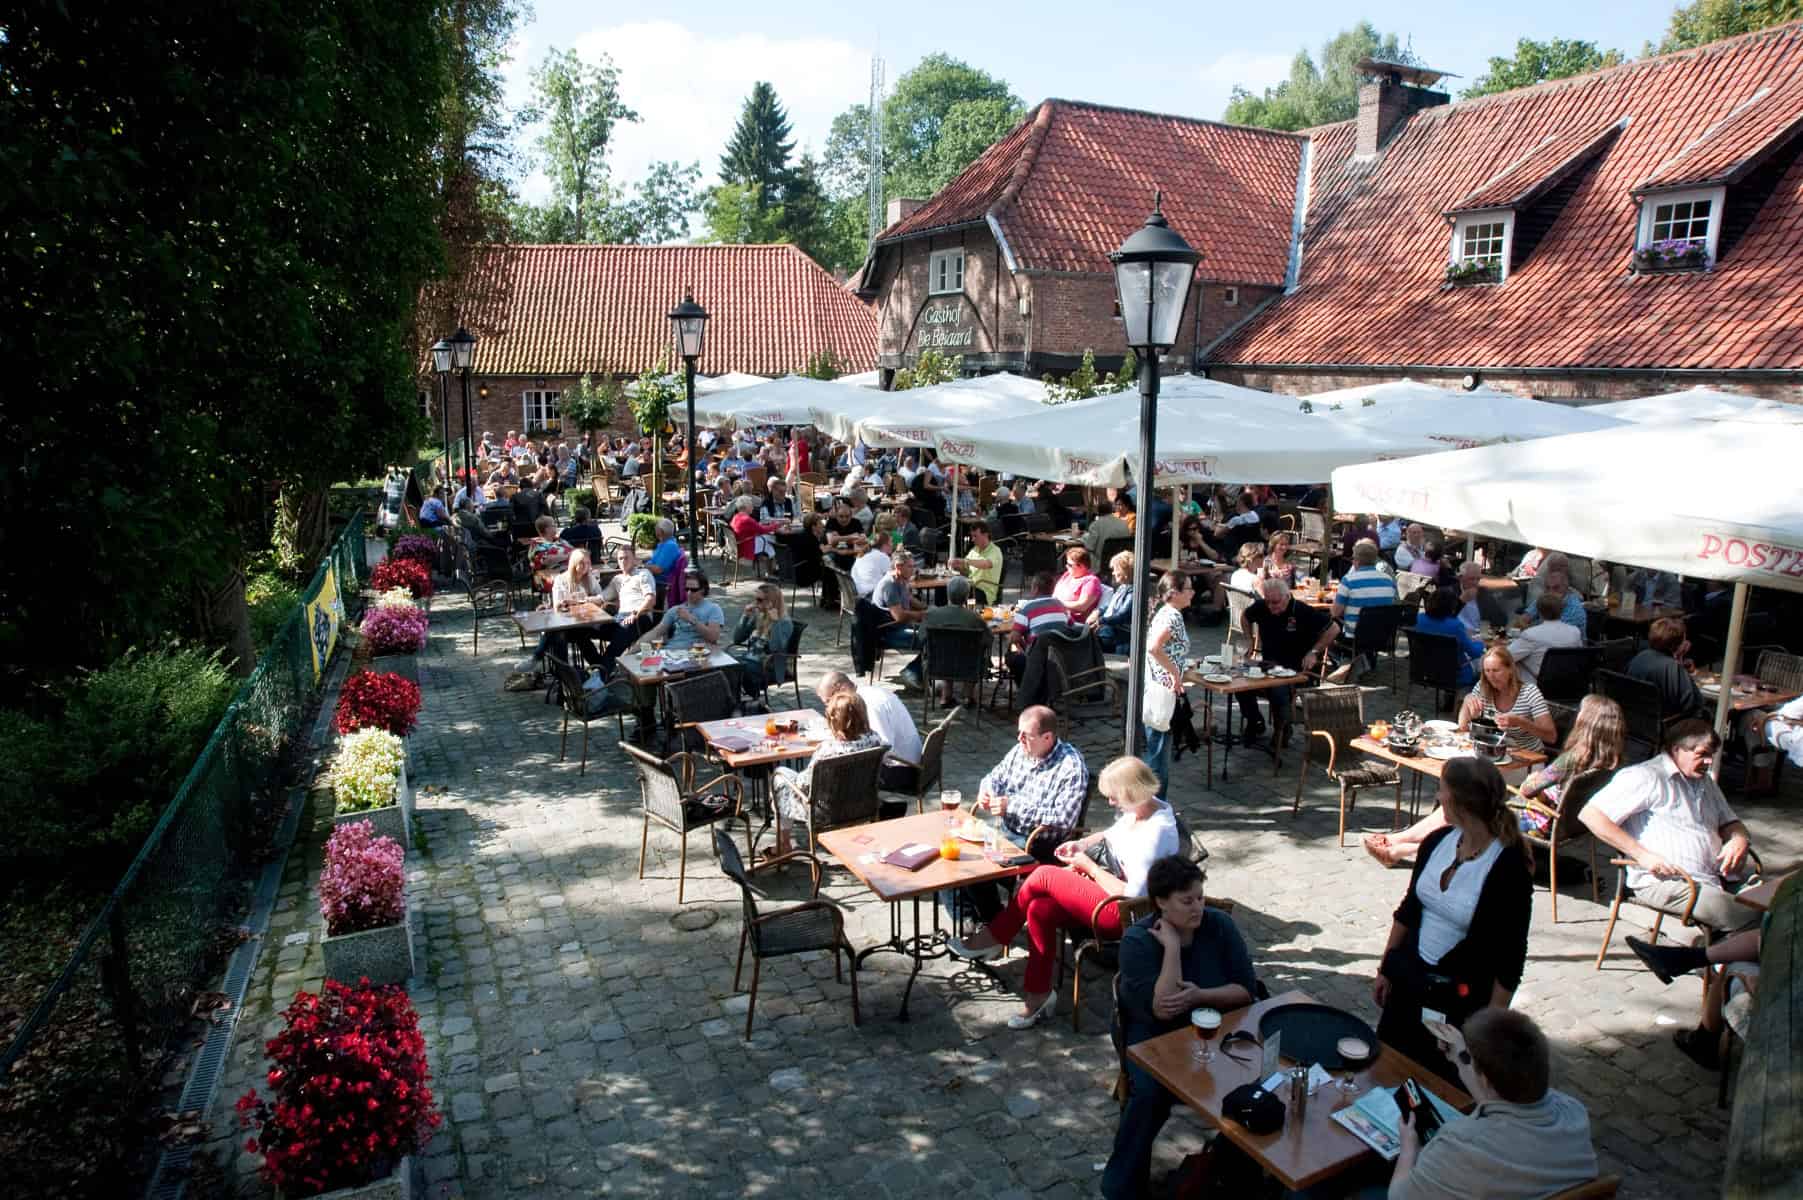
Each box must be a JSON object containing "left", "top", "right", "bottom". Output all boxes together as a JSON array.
[
  {"left": 1146, "top": 604, "right": 1190, "bottom": 693},
  {"left": 775, "top": 732, "right": 885, "bottom": 825},
  {"left": 1516, "top": 749, "right": 1581, "bottom": 834}
]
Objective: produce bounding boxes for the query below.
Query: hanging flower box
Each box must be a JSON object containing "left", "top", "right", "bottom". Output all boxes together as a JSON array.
[
  {"left": 1443, "top": 260, "right": 1501, "bottom": 287},
  {"left": 1632, "top": 239, "right": 1709, "bottom": 274}
]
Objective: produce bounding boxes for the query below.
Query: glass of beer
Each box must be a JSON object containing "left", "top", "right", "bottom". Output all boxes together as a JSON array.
[
  {"left": 1191, "top": 1008, "right": 1223, "bottom": 1064},
  {"left": 939, "top": 788, "right": 963, "bottom": 827}
]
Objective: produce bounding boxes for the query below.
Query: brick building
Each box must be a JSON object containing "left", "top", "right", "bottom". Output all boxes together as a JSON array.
[
  {"left": 429, "top": 244, "right": 876, "bottom": 441},
  {"left": 854, "top": 99, "right": 1304, "bottom": 381},
  {"left": 864, "top": 25, "right": 1803, "bottom": 404}
]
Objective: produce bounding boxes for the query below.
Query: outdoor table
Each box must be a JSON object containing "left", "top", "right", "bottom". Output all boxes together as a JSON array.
[
  {"left": 1350, "top": 736, "right": 1545, "bottom": 820},
  {"left": 614, "top": 647, "right": 741, "bottom": 688},
  {"left": 1127, "top": 988, "right": 1472, "bottom": 1193},
  {"left": 909, "top": 573, "right": 952, "bottom": 594},
  {"left": 1150, "top": 557, "right": 1219, "bottom": 575},
  {"left": 1183, "top": 666, "right": 1306, "bottom": 785},
  {"left": 695, "top": 709, "right": 824, "bottom": 770},
  {"left": 1734, "top": 870, "right": 1797, "bottom": 914},
  {"left": 817, "top": 810, "right": 1035, "bottom": 1020},
  {"left": 1693, "top": 673, "right": 1802, "bottom": 714},
  {"left": 512, "top": 602, "right": 616, "bottom": 637},
  {"left": 1028, "top": 531, "right": 1082, "bottom": 545}
]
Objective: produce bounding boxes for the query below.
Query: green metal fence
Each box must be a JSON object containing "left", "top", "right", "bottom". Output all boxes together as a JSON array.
[{"left": 0, "top": 512, "right": 370, "bottom": 1197}]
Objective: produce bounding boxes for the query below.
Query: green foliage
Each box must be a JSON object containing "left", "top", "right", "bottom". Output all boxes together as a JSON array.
[
  {"left": 563, "top": 374, "right": 622, "bottom": 447},
  {"left": 704, "top": 181, "right": 789, "bottom": 244},
  {"left": 882, "top": 55, "right": 1024, "bottom": 198},
  {"left": 246, "top": 567, "right": 304, "bottom": 653},
  {"left": 1650, "top": 0, "right": 1801, "bottom": 53},
  {"left": 1042, "top": 349, "right": 1138, "bottom": 403},
  {"left": 564, "top": 487, "right": 597, "bottom": 515},
  {"left": 626, "top": 513, "right": 661, "bottom": 548},
  {"left": 0, "top": 647, "right": 237, "bottom": 867},
  {"left": 893, "top": 349, "right": 962, "bottom": 391},
  {"left": 800, "top": 350, "right": 844, "bottom": 380},
  {"left": 523, "top": 46, "right": 640, "bottom": 241},
  {"left": 704, "top": 84, "right": 839, "bottom": 263},
  {"left": 1462, "top": 38, "right": 1625, "bottom": 98},
  {"left": 1223, "top": 23, "right": 1413, "bottom": 130},
  {"left": 720, "top": 82, "right": 796, "bottom": 201},
  {"left": 629, "top": 359, "right": 682, "bottom": 514}
]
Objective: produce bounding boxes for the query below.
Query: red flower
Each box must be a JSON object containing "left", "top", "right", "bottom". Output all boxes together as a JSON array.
[
  {"left": 370, "top": 557, "right": 433, "bottom": 599},
  {"left": 334, "top": 671, "right": 422, "bottom": 736}
]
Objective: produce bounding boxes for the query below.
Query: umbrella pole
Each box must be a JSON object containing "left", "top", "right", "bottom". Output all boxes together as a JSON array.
[
  {"left": 1710, "top": 582, "right": 1749, "bottom": 779},
  {"left": 950, "top": 465, "right": 960, "bottom": 562},
  {"left": 1171, "top": 486, "right": 1181, "bottom": 566}
]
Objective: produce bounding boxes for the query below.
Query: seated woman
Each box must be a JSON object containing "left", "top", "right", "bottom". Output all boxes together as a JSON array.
[
  {"left": 728, "top": 495, "right": 785, "bottom": 572},
  {"left": 1092, "top": 550, "right": 1136, "bottom": 653},
  {"left": 1053, "top": 546, "right": 1103, "bottom": 621},
  {"left": 1101, "top": 855, "right": 1256, "bottom": 1200},
  {"left": 772, "top": 691, "right": 884, "bottom": 852},
  {"left": 727, "top": 583, "right": 795, "bottom": 704},
  {"left": 1228, "top": 542, "right": 1264, "bottom": 595},
  {"left": 785, "top": 512, "right": 826, "bottom": 593},
  {"left": 1460, "top": 645, "right": 1556, "bottom": 752},
  {"left": 1413, "top": 587, "right": 1485, "bottom": 687},
  {"left": 948, "top": 757, "right": 1181, "bottom": 1029},
  {"left": 1259, "top": 531, "right": 1297, "bottom": 587}
]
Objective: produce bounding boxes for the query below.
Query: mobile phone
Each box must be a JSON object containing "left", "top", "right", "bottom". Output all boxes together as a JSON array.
[{"left": 1397, "top": 1078, "right": 1443, "bottom": 1142}]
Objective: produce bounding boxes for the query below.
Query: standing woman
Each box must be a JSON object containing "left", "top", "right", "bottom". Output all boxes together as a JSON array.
[
  {"left": 1373, "top": 757, "right": 1532, "bottom": 1084},
  {"left": 1141, "top": 572, "right": 1194, "bottom": 799}
]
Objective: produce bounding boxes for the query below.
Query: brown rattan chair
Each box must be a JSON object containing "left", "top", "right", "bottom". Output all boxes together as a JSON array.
[
  {"left": 1292, "top": 686, "right": 1402, "bottom": 845},
  {"left": 1507, "top": 768, "right": 1611, "bottom": 923},
  {"left": 1595, "top": 848, "right": 1763, "bottom": 968},
  {"left": 920, "top": 625, "right": 990, "bottom": 722},
  {"left": 622, "top": 744, "right": 747, "bottom": 903},
  {"left": 774, "top": 744, "right": 887, "bottom": 890},
  {"left": 546, "top": 653, "right": 628, "bottom": 774}
]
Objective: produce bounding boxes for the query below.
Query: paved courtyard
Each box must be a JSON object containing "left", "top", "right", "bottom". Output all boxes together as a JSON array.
[{"left": 202, "top": 550, "right": 1799, "bottom": 1199}]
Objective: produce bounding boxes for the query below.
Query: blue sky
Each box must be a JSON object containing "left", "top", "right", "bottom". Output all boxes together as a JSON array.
[{"left": 506, "top": 1, "right": 1684, "bottom": 205}]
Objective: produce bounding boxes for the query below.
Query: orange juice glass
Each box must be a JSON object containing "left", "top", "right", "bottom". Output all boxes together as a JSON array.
[
  {"left": 764, "top": 717, "right": 779, "bottom": 737},
  {"left": 940, "top": 836, "right": 961, "bottom": 861}
]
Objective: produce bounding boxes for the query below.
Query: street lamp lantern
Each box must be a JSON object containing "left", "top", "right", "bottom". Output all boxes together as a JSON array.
[
  {"left": 429, "top": 339, "right": 454, "bottom": 490},
  {"left": 448, "top": 326, "right": 477, "bottom": 371},
  {"left": 1108, "top": 193, "right": 1201, "bottom": 763},
  {"left": 430, "top": 338, "right": 454, "bottom": 375},
  {"left": 446, "top": 327, "right": 478, "bottom": 500},
  {"left": 668, "top": 289, "right": 709, "bottom": 360},
  {"left": 1109, "top": 192, "right": 1201, "bottom": 352}
]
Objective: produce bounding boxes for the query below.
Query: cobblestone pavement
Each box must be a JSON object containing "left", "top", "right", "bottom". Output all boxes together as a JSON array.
[{"left": 203, "top": 554, "right": 1801, "bottom": 1199}]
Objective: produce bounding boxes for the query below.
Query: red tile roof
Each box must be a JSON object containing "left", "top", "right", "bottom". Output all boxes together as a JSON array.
[
  {"left": 460, "top": 244, "right": 876, "bottom": 376},
  {"left": 877, "top": 100, "right": 1305, "bottom": 284},
  {"left": 1212, "top": 22, "right": 1803, "bottom": 372},
  {"left": 1447, "top": 118, "right": 1626, "bottom": 214},
  {"left": 1635, "top": 69, "right": 1803, "bottom": 192}
]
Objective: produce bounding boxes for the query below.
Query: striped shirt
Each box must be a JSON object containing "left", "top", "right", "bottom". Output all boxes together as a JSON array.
[
  {"left": 1593, "top": 754, "right": 1739, "bottom": 891},
  {"left": 1334, "top": 566, "right": 1398, "bottom": 635},
  {"left": 1014, "top": 595, "right": 1073, "bottom": 643}
]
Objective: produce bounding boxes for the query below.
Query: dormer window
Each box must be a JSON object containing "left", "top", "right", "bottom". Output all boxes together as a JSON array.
[
  {"left": 1445, "top": 211, "right": 1512, "bottom": 285},
  {"left": 1633, "top": 187, "right": 1722, "bottom": 272}
]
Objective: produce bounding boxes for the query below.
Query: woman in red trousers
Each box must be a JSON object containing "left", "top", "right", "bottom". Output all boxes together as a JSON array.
[{"left": 948, "top": 757, "right": 1181, "bottom": 1029}]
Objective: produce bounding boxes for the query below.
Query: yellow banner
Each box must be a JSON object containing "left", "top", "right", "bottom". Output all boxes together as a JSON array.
[{"left": 305, "top": 563, "right": 344, "bottom": 680}]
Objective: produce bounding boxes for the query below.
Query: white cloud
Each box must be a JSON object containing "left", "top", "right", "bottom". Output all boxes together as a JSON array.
[
  {"left": 1190, "top": 50, "right": 1294, "bottom": 119},
  {"left": 509, "top": 19, "right": 870, "bottom": 208}
]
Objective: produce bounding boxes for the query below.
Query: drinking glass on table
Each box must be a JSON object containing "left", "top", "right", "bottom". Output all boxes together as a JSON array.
[
  {"left": 939, "top": 788, "right": 963, "bottom": 827},
  {"left": 649, "top": 637, "right": 665, "bottom": 655},
  {"left": 1191, "top": 1008, "right": 1222, "bottom": 1064}
]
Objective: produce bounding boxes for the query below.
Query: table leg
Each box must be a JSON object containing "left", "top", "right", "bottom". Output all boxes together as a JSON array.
[
  {"left": 850, "top": 897, "right": 933, "bottom": 1021},
  {"left": 1204, "top": 690, "right": 1217, "bottom": 788}
]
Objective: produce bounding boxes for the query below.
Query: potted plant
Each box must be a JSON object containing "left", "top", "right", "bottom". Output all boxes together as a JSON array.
[
  {"left": 1632, "top": 238, "right": 1709, "bottom": 274},
  {"left": 369, "top": 558, "right": 433, "bottom": 606},
  {"left": 237, "top": 978, "right": 440, "bottom": 1198},
  {"left": 318, "top": 820, "right": 412, "bottom": 987},
  {"left": 1443, "top": 259, "right": 1501, "bottom": 286},
  {"left": 361, "top": 603, "right": 428, "bottom": 685},
  {"left": 335, "top": 671, "right": 422, "bottom": 737},
  {"left": 331, "top": 727, "right": 411, "bottom": 844}
]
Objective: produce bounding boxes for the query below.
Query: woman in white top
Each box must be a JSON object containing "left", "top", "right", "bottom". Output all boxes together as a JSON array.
[
  {"left": 551, "top": 549, "right": 602, "bottom": 608},
  {"left": 1459, "top": 645, "right": 1556, "bottom": 751},
  {"left": 1228, "top": 542, "right": 1265, "bottom": 595},
  {"left": 1141, "top": 572, "right": 1194, "bottom": 801},
  {"left": 948, "top": 757, "right": 1181, "bottom": 1029}
]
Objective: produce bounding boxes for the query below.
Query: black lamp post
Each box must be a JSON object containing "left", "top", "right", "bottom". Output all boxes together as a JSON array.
[
  {"left": 668, "top": 288, "right": 710, "bottom": 556},
  {"left": 430, "top": 338, "right": 453, "bottom": 492},
  {"left": 448, "top": 327, "right": 477, "bottom": 501},
  {"left": 1109, "top": 194, "right": 1201, "bottom": 759}
]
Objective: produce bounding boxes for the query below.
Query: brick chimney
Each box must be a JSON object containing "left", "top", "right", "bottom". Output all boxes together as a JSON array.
[
  {"left": 1354, "top": 59, "right": 1450, "bottom": 158},
  {"left": 886, "top": 197, "right": 925, "bottom": 227}
]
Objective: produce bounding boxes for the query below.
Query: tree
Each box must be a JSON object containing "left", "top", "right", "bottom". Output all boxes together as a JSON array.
[
  {"left": 1224, "top": 22, "right": 1412, "bottom": 130},
  {"left": 799, "top": 350, "right": 844, "bottom": 380},
  {"left": 562, "top": 374, "right": 622, "bottom": 453},
  {"left": 524, "top": 47, "right": 639, "bottom": 241},
  {"left": 893, "top": 349, "right": 962, "bottom": 391},
  {"left": 1043, "top": 349, "right": 1137, "bottom": 403},
  {"left": 627, "top": 358, "right": 682, "bottom": 513},
  {"left": 883, "top": 55, "right": 1023, "bottom": 198},
  {"left": 1462, "top": 38, "right": 1624, "bottom": 98},
  {"left": 1650, "top": 0, "right": 1801, "bottom": 52},
  {"left": 594, "top": 160, "right": 703, "bottom": 244},
  {"left": 720, "top": 82, "right": 796, "bottom": 208},
  {"left": 703, "top": 181, "right": 787, "bottom": 244}
]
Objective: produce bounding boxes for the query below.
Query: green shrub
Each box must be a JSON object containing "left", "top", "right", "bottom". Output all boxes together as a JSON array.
[
  {"left": 0, "top": 710, "right": 72, "bottom": 864},
  {"left": 626, "top": 512, "right": 660, "bottom": 548},
  {"left": 247, "top": 569, "right": 303, "bottom": 652},
  {"left": 564, "top": 487, "right": 596, "bottom": 516}
]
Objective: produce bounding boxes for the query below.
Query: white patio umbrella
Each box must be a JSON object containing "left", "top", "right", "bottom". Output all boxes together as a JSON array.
[
  {"left": 1331, "top": 416, "right": 1803, "bottom": 743},
  {"left": 1316, "top": 380, "right": 1626, "bottom": 447},
  {"left": 692, "top": 371, "right": 770, "bottom": 395},
  {"left": 833, "top": 369, "right": 883, "bottom": 389},
  {"left": 1585, "top": 386, "right": 1792, "bottom": 424},
  {"left": 671, "top": 374, "right": 853, "bottom": 429}
]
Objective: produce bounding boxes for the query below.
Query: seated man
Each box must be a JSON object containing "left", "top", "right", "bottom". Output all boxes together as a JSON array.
[
  {"left": 558, "top": 507, "right": 602, "bottom": 554},
  {"left": 816, "top": 670, "right": 922, "bottom": 798},
  {"left": 1238, "top": 578, "right": 1338, "bottom": 744},
  {"left": 848, "top": 538, "right": 893, "bottom": 600},
  {"left": 642, "top": 571, "right": 724, "bottom": 653},
  {"left": 594, "top": 545, "right": 659, "bottom": 674},
  {"left": 1082, "top": 500, "right": 1132, "bottom": 559},
  {"left": 1626, "top": 924, "right": 1764, "bottom": 1069},
  {"left": 643, "top": 518, "right": 685, "bottom": 589},
  {"left": 758, "top": 479, "right": 797, "bottom": 524},
  {"left": 526, "top": 515, "right": 573, "bottom": 585},
  {"left": 1626, "top": 615, "right": 1705, "bottom": 721},
  {"left": 1453, "top": 560, "right": 1484, "bottom": 632},
  {"left": 891, "top": 503, "right": 924, "bottom": 554},
  {"left": 1527, "top": 553, "right": 1587, "bottom": 630},
  {"left": 947, "top": 522, "right": 1004, "bottom": 605},
  {"left": 1007, "top": 570, "right": 1072, "bottom": 681},
  {"left": 1102, "top": 855, "right": 1256, "bottom": 1200},
  {"left": 1510, "top": 591, "right": 1584, "bottom": 683},
  {"left": 1581, "top": 720, "right": 1760, "bottom": 937},
  {"left": 922, "top": 575, "right": 990, "bottom": 706},
  {"left": 874, "top": 555, "right": 931, "bottom": 689},
  {"left": 1387, "top": 1009, "right": 1597, "bottom": 1200},
  {"left": 1393, "top": 522, "right": 1429, "bottom": 572},
  {"left": 1327, "top": 538, "right": 1398, "bottom": 683}
]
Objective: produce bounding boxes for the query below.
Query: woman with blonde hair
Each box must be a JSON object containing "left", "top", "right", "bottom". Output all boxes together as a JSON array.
[
  {"left": 1260, "top": 531, "right": 1297, "bottom": 586},
  {"left": 948, "top": 756, "right": 1179, "bottom": 1029},
  {"left": 772, "top": 691, "right": 883, "bottom": 849},
  {"left": 1516, "top": 695, "right": 1624, "bottom": 834},
  {"left": 1229, "top": 542, "right": 1265, "bottom": 595},
  {"left": 1459, "top": 645, "right": 1556, "bottom": 751},
  {"left": 726, "top": 583, "right": 794, "bottom": 703}
]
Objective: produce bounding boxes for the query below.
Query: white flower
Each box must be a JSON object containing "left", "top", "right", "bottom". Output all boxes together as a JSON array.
[
  {"left": 376, "top": 587, "right": 418, "bottom": 610},
  {"left": 333, "top": 728, "right": 405, "bottom": 812}
]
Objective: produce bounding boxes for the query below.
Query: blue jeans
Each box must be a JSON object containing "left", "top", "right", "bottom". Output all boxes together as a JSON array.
[
  {"left": 882, "top": 625, "right": 921, "bottom": 677},
  {"left": 1142, "top": 725, "right": 1172, "bottom": 799},
  {"left": 1102, "top": 1059, "right": 1175, "bottom": 1199}
]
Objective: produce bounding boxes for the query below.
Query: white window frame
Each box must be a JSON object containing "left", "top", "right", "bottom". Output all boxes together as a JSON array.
[
  {"left": 1223, "top": 286, "right": 1240, "bottom": 307},
  {"left": 1448, "top": 210, "right": 1514, "bottom": 282},
  {"left": 1636, "top": 186, "right": 1724, "bottom": 263},
  {"left": 521, "top": 388, "right": 562, "bottom": 434},
  {"left": 417, "top": 388, "right": 432, "bottom": 419},
  {"left": 927, "top": 248, "right": 965, "bottom": 296}
]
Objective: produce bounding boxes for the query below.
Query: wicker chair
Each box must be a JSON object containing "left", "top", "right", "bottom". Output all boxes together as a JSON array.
[
  {"left": 1292, "top": 686, "right": 1404, "bottom": 845},
  {"left": 777, "top": 744, "right": 887, "bottom": 890},
  {"left": 1045, "top": 634, "right": 1123, "bottom": 749},
  {"left": 1594, "top": 669, "right": 1664, "bottom": 763},
  {"left": 1753, "top": 647, "right": 1803, "bottom": 692},
  {"left": 900, "top": 707, "right": 960, "bottom": 813},
  {"left": 1507, "top": 768, "right": 1611, "bottom": 923},
  {"left": 546, "top": 653, "right": 627, "bottom": 774},
  {"left": 826, "top": 565, "right": 859, "bottom": 645},
  {"left": 920, "top": 625, "right": 990, "bottom": 722},
  {"left": 1337, "top": 602, "right": 1412, "bottom": 691},
  {"left": 751, "top": 620, "right": 807, "bottom": 710},
  {"left": 622, "top": 744, "right": 747, "bottom": 903},
  {"left": 1596, "top": 848, "right": 1763, "bottom": 968},
  {"left": 1402, "top": 628, "right": 1464, "bottom": 713},
  {"left": 456, "top": 560, "right": 516, "bottom": 657},
  {"left": 663, "top": 668, "right": 739, "bottom": 755},
  {"left": 714, "top": 828, "right": 859, "bottom": 1038},
  {"left": 1535, "top": 645, "right": 1601, "bottom": 704},
  {"left": 1223, "top": 586, "right": 1259, "bottom": 661}
]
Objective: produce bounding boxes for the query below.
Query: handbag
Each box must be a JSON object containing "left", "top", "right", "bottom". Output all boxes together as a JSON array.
[{"left": 1142, "top": 679, "right": 1177, "bottom": 732}]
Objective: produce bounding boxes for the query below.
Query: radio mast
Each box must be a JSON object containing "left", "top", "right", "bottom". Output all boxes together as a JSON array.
[{"left": 867, "top": 53, "right": 885, "bottom": 239}]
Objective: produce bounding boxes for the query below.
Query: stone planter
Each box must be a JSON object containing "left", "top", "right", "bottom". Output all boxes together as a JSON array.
[
  {"left": 321, "top": 901, "right": 414, "bottom": 988},
  {"left": 333, "top": 756, "right": 413, "bottom": 847},
  {"left": 371, "top": 653, "right": 419, "bottom": 687},
  {"left": 278, "top": 1154, "right": 413, "bottom": 1200}
]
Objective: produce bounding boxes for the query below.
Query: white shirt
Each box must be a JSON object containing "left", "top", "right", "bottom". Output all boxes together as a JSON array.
[
  {"left": 1593, "top": 754, "right": 1739, "bottom": 890},
  {"left": 1102, "top": 802, "right": 1180, "bottom": 898},
  {"left": 551, "top": 572, "right": 602, "bottom": 608},
  {"left": 600, "top": 567, "right": 656, "bottom": 617},
  {"left": 1395, "top": 541, "right": 1426, "bottom": 571},
  {"left": 849, "top": 547, "right": 892, "bottom": 598},
  {"left": 1509, "top": 620, "right": 1583, "bottom": 682},
  {"left": 1226, "top": 510, "right": 1261, "bottom": 529},
  {"left": 1417, "top": 830, "right": 1504, "bottom": 965},
  {"left": 1229, "top": 568, "right": 1261, "bottom": 595},
  {"left": 856, "top": 684, "right": 922, "bottom": 767}
]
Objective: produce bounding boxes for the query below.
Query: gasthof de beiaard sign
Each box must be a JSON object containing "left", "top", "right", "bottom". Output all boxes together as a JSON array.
[{"left": 915, "top": 298, "right": 977, "bottom": 350}]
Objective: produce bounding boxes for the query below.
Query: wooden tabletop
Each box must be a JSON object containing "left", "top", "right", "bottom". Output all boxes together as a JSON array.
[
  {"left": 1695, "top": 675, "right": 1803, "bottom": 714},
  {"left": 1478, "top": 576, "right": 1522, "bottom": 591},
  {"left": 1128, "top": 988, "right": 1472, "bottom": 1192},
  {"left": 1184, "top": 667, "right": 1308, "bottom": 695},
  {"left": 696, "top": 708, "right": 824, "bottom": 769},
  {"left": 1351, "top": 735, "right": 1545, "bottom": 776},
  {"left": 817, "top": 811, "right": 1035, "bottom": 903},
  {"left": 1151, "top": 558, "right": 1219, "bottom": 575},
  {"left": 909, "top": 575, "right": 952, "bottom": 591},
  {"left": 615, "top": 648, "right": 740, "bottom": 686},
  {"left": 1587, "top": 603, "right": 1683, "bottom": 626},
  {"left": 1734, "top": 869, "right": 1797, "bottom": 914},
  {"left": 513, "top": 603, "right": 616, "bottom": 634},
  {"left": 1028, "top": 531, "right": 1083, "bottom": 544}
]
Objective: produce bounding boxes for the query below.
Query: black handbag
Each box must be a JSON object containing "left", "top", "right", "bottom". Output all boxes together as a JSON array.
[{"left": 1221, "top": 1082, "right": 1285, "bottom": 1135}]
